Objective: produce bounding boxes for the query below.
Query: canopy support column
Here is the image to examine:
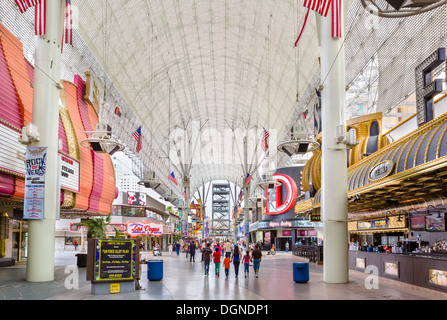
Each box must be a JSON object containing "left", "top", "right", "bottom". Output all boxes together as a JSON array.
[
  {"left": 318, "top": 2, "right": 349, "bottom": 284},
  {"left": 26, "top": 0, "right": 65, "bottom": 282}
]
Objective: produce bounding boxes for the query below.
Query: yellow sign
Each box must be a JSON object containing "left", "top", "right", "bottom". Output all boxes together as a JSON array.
[{"left": 110, "top": 283, "right": 120, "bottom": 294}]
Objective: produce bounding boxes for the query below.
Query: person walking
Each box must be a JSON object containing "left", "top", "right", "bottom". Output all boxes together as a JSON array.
[
  {"left": 169, "top": 243, "right": 173, "bottom": 255},
  {"left": 251, "top": 244, "right": 262, "bottom": 278},
  {"left": 231, "top": 245, "right": 241, "bottom": 278},
  {"left": 224, "top": 239, "right": 232, "bottom": 257},
  {"left": 243, "top": 250, "right": 251, "bottom": 278},
  {"left": 189, "top": 241, "right": 197, "bottom": 262},
  {"left": 175, "top": 242, "right": 181, "bottom": 256},
  {"left": 223, "top": 253, "right": 231, "bottom": 277},
  {"left": 212, "top": 247, "right": 221, "bottom": 277},
  {"left": 185, "top": 242, "right": 189, "bottom": 259},
  {"left": 202, "top": 243, "right": 213, "bottom": 276}
]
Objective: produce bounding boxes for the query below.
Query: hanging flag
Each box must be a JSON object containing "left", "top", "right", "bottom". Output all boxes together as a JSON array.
[
  {"left": 297, "top": 0, "right": 341, "bottom": 45},
  {"left": 261, "top": 129, "right": 270, "bottom": 152},
  {"left": 182, "top": 188, "right": 187, "bottom": 201},
  {"left": 303, "top": 0, "right": 331, "bottom": 17},
  {"left": 238, "top": 190, "right": 244, "bottom": 203},
  {"left": 168, "top": 172, "right": 178, "bottom": 185},
  {"left": 132, "top": 126, "right": 142, "bottom": 153},
  {"left": 331, "top": 0, "right": 342, "bottom": 38},
  {"left": 245, "top": 173, "right": 252, "bottom": 186},
  {"left": 15, "top": 0, "right": 47, "bottom": 36},
  {"left": 64, "top": 0, "right": 73, "bottom": 45},
  {"left": 35, "top": 0, "right": 46, "bottom": 36},
  {"left": 14, "top": 0, "right": 39, "bottom": 13}
]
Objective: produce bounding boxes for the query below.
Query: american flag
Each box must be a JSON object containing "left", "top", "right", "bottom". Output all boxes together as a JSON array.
[
  {"left": 298, "top": 0, "right": 342, "bottom": 43},
  {"left": 14, "top": 0, "right": 39, "bottom": 13},
  {"left": 245, "top": 173, "right": 252, "bottom": 186},
  {"left": 132, "top": 126, "right": 142, "bottom": 153},
  {"left": 168, "top": 172, "right": 178, "bottom": 185},
  {"left": 261, "top": 129, "right": 270, "bottom": 152},
  {"left": 331, "top": 0, "right": 342, "bottom": 38},
  {"left": 182, "top": 188, "right": 187, "bottom": 201},
  {"left": 34, "top": 0, "right": 46, "bottom": 36},
  {"left": 64, "top": 0, "right": 73, "bottom": 45},
  {"left": 238, "top": 190, "right": 244, "bottom": 203},
  {"left": 303, "top": 0, "right": 331, "bottom": 17}
]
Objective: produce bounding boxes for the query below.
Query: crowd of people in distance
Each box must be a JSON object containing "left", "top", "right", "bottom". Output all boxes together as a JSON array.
[{"left": 169, "top": 239, "right": 264, "bottom": 278}]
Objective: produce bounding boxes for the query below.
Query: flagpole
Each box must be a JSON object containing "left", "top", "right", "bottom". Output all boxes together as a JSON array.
[
  {"left": 26, "top": 0, "right": 65, "bottom": 282},
  {"left": 318, "top": 0, "right": 349, "bottom": 284}
]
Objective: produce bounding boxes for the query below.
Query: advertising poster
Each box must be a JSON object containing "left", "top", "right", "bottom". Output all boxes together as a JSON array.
[
  {"left": 24, "top": 147, "right": 47, "bottom": 220},
  {"left": 127, "top": 192, "right": 147, "bottom": 206},
  {"left": 426, "top": 213, "right": 445, "bottom": 232},
  {"left": 94, "top": 239, "right": 136, "bottom": 282},
  {"left": 410, "top": 215, "right": 426, "bottom": 231}
]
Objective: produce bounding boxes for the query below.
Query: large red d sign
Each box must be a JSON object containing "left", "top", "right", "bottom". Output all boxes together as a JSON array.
[{"left": 266, "top": 173, "right": 298, "bottom": 215}]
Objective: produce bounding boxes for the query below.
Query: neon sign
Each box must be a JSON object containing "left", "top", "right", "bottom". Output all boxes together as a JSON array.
[
  {"left": 127, "top": 221, "right": 163, "bottom": 236},
  {"left": 266, "top": 173, "right": 298, "bottom": 216}
]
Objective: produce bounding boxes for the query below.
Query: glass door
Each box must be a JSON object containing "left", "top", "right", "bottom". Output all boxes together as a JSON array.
[{"left": 12, "top": 221, "right": 28, "bottom": 262}]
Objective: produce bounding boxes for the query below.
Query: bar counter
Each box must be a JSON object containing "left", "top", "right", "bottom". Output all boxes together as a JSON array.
[{"left": 349, "top": 250, "right": 447, "bottom": 292}]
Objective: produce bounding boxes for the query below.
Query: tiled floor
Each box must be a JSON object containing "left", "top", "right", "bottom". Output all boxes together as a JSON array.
[{"left": 1, "top": 250, "right": 447, "bottom": 300}]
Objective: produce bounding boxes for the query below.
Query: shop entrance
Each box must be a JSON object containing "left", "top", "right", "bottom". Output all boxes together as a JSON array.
[
  {"left": 12, "top": 221, "right": 28, "bottom": 262},
  {"left": 276, "top": 237, "right": 292, "bottom": 251}
]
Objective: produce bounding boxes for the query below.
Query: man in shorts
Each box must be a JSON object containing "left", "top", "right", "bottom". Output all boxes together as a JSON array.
[{"left": 251, "top": 244, "right": 262, "bottom": 278}]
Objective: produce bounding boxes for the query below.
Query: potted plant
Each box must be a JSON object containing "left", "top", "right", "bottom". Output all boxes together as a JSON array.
[{"left": 76, "top": 214, "right": 113, "bottom": 267}]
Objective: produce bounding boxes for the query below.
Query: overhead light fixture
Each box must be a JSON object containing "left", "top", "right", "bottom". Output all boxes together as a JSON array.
[
  {"left": 81, "top": 123, "right": 125, "bottom": 155},
  {"left": 278, "top": 123, "right": 320, "bottom": 157},
  {"left": 137, "top": 169, "right": 162, "bottom": 190}
]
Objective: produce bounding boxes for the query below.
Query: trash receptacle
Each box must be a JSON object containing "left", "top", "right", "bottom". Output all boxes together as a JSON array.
[
  {"left": 147, "top": 260, "right": 163, "bottom": 281},
  {"left": 76, "top": 253, "right": 87, "bottom": 268},
  {"left": 293, "top": 262, "right": 309, "bottom": 283}
]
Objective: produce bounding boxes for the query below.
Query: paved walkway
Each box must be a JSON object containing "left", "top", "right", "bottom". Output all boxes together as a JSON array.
[{"left": 1, "top": 250, "right": 447, "bottom": 301}]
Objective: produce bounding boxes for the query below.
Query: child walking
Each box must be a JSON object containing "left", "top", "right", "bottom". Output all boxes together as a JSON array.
[
  {"left": 243, "top": 250, "right": 251, "bottom": 278},
  {"left": 213, "top": 247, "right": 221, "bottom": 277},
  {"left": 224, "top": 253, "right": 231, "bottom": 277}
]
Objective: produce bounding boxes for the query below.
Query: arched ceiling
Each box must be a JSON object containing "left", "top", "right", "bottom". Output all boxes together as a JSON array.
[{"left": 75, "top": 0, "right": 321, "bottom": 196}]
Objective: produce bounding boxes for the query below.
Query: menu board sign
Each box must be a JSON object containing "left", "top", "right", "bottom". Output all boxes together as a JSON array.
[{"left": 94, "top": 239, "right": 136, "bottom": 282}]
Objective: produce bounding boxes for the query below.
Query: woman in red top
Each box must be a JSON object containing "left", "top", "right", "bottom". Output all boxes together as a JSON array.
[{"left": 212, "top": 247, "right": 221, "bottom": 276}]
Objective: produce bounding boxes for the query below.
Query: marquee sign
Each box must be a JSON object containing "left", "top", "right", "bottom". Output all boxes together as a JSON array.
[
  {"left": 127, "top": 221, "right": 163, "bottom": 236},
  {"left": 59, "top": 154, "right": 80, "bottom": 192},
  {"left": 266, "top": 173, "right": 298, "bottom": 216}
]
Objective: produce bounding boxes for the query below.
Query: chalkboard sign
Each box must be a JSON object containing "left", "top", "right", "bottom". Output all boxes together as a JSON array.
[{"left": 93, "top": 239, "right": 137, "bottom": 282}]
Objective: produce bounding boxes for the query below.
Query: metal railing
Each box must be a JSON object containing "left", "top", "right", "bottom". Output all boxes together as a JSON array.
[{"left": 294, "top": 245, "right": 323, "bottom": 263}]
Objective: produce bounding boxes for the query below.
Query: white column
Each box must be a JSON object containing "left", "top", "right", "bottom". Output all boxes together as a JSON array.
[
  {"left": 319, "top": 3, "right": 349, "bottom": 283},
  {"left": 243, "top": 137, "right": 250, "bottom": 247},
  {"left": 182, "top": 180, "right": 189, "bottom": 238},
  {"left": 26, "top": 0, "right": 64, "bottom": 282}
]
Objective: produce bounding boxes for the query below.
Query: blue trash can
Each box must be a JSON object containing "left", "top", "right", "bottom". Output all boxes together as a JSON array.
[
  {"left": 147, "top": 260, "right": 163, "bottom": 281},
  {"left": 293, "top": 262, "right": 309, "bottom": 283}
]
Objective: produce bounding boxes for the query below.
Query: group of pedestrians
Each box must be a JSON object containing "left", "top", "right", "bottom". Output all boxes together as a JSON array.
[
  {"left": 171, "top": 239, "right": 263, "bottom": 278},
  {"left": 202, "top": 242, "right": 263, "bottom": 278}
]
